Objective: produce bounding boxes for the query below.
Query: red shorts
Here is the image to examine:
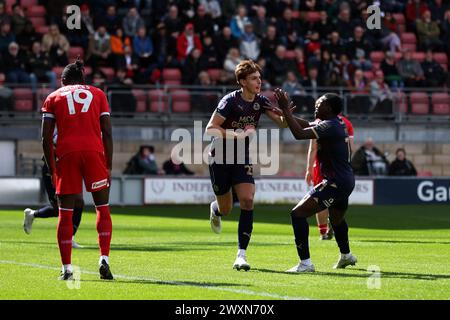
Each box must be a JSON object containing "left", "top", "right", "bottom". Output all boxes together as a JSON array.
[
  {"left": 55, "top": 151, "right": 109, "bottom": 195},
  {"left": 313, "top": 164, "right": 323, "bottom": 186}
]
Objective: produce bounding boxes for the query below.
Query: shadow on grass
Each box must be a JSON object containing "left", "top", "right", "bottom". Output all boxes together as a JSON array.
[
  {"left": 253, "top": 268, "right": 450, "bottom": 281},
  {"left": 81, "top": 279, "right": 245, "bottom": 288},
  {"left": 355, "top": 239, "right": 450, "bottom": 245},
  {"left": 104, "top": 205, "right": 450, "bottom": 230}
]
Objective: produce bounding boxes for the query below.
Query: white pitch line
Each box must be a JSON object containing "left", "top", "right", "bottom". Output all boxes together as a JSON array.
[{"left": 0, "top": 260, "right": 310, "bottom": 300}]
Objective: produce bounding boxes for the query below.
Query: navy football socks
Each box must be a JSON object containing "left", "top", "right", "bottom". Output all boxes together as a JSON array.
[
  {"left": 33, "top": 205, "right": 56, "bottom": 218},
  {"left": 238, "top": 209, "right": 253, "bottom": 250},
  {"left": 331, "top": 219, "right": 350, "bottom": 254},
  {"left": 291, "top": 213, "right": 310, "bottom": 260}
]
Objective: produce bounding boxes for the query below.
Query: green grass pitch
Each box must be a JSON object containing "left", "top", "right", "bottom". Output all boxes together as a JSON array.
[{"left": 0, "top": 204, "right": 449, "bottom": 300}]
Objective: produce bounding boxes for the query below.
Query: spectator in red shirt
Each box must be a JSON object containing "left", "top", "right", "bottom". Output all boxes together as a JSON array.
[{"left": 176, "top": 23, "right": 203, "bottom": 62}]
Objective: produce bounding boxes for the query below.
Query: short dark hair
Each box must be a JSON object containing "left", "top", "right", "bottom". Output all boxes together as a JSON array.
[
  {"left": 321, "top": 93, "right": 343, "bottom": 115},
  {"left": 396, "top": 148, "right": 406, "bottom": 155},
  {"left": 61, "top": 58, "right": 85, "bottom": 85}
]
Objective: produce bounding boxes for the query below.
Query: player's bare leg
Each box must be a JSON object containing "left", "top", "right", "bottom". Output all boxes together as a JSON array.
[
  {"left": 92, "top": 187, "right": 113, "bottom": 280},
  {"left": 328, "top": 207, "right": 357, "bottom": 269},
  {"left": 56, "top": 194, "right": 78, "bottom": 280},
  {"left": 316, "top": 209, "right": 333, "bottom": 240},
  {"left": 210, "top": 190, "right": 233, "bottom": 234},
  {"left": 232, "top": 183, "right": 255, "bottom": 271},
  {"left": 286, "top": 195, "right": 323, "bottom": 273}
]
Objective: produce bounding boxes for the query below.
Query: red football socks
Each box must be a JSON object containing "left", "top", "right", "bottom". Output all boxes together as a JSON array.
[
  {"left": 318, "top": 224, "right": 328, "bottom": 236},
  {"left": 57, "top": 208, "right": 73, "bottom": 265},
  {"left": 96, "top": 204, "right": 112, "bottom": 256}
]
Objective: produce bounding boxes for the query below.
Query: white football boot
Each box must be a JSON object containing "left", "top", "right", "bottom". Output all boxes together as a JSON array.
[
  {"left": 333, "top": 253, "right": 357, "bottom": 269},
  {"left": 233, "top": 255, "right": 251, "bottom": 271},
  {"left": 72, "top": 237, "right": 83, "bottom": 249},
  {"left": 286, "top": 262, "right": 316, "bottom": 273},
  {"left": 23, "top": 208, "right": 35, "bottom": 234},
  {"left": 209, "top": 202, "right": 222, "bottom": 234}
]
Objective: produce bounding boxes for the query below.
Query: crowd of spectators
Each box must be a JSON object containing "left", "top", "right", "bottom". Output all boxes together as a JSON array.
[{"left": 0, "top": 0, "right": 449, "bottom": 113}]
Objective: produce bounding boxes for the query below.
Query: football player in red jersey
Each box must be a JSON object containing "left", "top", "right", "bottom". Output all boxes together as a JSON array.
[
  {"left": 306, "top": 115, "right": 354, "bottom": 240},
  {"left": 41, "top": 59, "right": 114, "bottom": 280}
]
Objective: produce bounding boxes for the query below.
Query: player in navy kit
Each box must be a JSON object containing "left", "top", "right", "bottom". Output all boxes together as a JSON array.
[
  {"left": 273, "top": 89, "right": 357, "bottom": 273},
  {"left": 206, "top": 60, "right": 288, "bottom": 271}
]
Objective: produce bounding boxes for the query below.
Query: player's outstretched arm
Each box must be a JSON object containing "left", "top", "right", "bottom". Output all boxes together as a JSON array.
[
  {"left": 41, "top": 118, "right": 56, "bottom": 180},
  {"left": 274, "top": 88, "right": 317, "bottom": 140},
  {"left": 100, "top": 115, "right": 113, "bottom": 175}
]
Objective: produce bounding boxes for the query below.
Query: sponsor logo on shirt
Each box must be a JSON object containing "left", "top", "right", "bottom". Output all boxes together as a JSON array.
[{"left": 92, "top": 179, "right": 109, "bottom": 190}]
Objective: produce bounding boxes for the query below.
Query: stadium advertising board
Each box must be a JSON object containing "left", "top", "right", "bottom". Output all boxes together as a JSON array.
[
  {"left": 375, "top": 178, "right": 450, "bottom": 205},
  {"left": 144, "top": 178, "right": 374, "bottom": 205}
]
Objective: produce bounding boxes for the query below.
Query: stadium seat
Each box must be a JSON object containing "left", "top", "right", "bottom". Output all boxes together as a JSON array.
[
  {"left": 29, "top": 17, "right": 46, "bottom": 29},
  {"left": 132, "top": 90, "right": 147, "bottom": 112},
  {"left": 410, "top": 92, "right": 429, "bottom": 115},
  {"left": 13, "top": 88, "right": 34, "bottom": 112},
  {"left": 20, "top": 0, "right": 38, "bottom": 7},
  {"left": 99, "top": 67, "right": 114, "bottom": 82},
  {"left": 394, "top": 91, "right": 408, "bottom": 113},
  {"left": 417, "top": 170, "right": 433, "bottom": 177},
  {"left": 412, "top": 52, "right": 425, "bottom": 62},
  {"left": 148, "top": 89, "right": 169, "bottom": 112},
  {"left": 207, "top": 69, "right": 221, "bottom": 82},
  {"left": 402, "top": 43, "right": 416, "bottom": 52},
  {"left": 36, "top": 25, "right": 49, "bottom": 35},
  {"left": 53, "top": 66, "right": 65, "bottom": 83},
  {"left": 26, "top": 5, "right": 46, "bottom": 17},
  {"left": 261, "top": 90, "right": 277, "bottom": 107},
  {"left": 68, "top": 47, "right": 85, "bottom": 61},
  {"left": 171, "top": 89, "right": 191, "bottom": 113},
  {"left": 400, "top": 32, "right": 417, "bottom": 44},
  {"left": 291, "top": 10, "right": 300, "bottom": 19},
  {"left": 433, "top": 52, "right": 448, "bottom": 64},
  {"left": 36, "top": 88, "right": 52, "bottom": 108},
  {"left": 394, "top": 52, "right": 403, "bottom": 61},
  {"left": 370, "top": 51, "right": 384, "bottom": 63},
  {"left": 392, "top": 13, "right": 405, "bottom": 24},
  {"left": 162, "top": 68, "right": 181, "bottom": 85},
  {"left": 305, "top": 11, "right": 321, "bottom": 22},
  {"left": 431, "top": 92, "right": 450, "bottom": 115}
]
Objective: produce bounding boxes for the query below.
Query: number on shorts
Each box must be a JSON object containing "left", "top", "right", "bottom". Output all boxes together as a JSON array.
[
  {"left": 245, "top": 165, "right": 253, "bottom": 176},
  {"left": 61, "top": 89, "right": 93, "bottom": 115}
]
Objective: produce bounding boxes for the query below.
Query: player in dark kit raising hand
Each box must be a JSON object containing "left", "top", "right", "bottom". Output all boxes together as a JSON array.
[
  {"left": 206, "top": 60, "right": 288, "bottom": 271},
  {"left": 273, "top": 89, "right": 357, "bottom": 273},
  {"left": 41, "top": 59, "right": 114, "bottom": 280}
]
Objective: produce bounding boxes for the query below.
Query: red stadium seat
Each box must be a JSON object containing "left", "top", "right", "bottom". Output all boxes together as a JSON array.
[
  {"left": 36, "top": 25, "right": 49, "bottom": 34},
  {"left": 162, "top": 68, "right": 181, "bottom": 85},
  {"left": 148, "top": 89, "right": 169, "bottom": 112},
  {"left": 291, "top": 10, "right": 300, "bottom": 19},
  {"left": 27, "top": 5, "right": 46, "bottom": 17},
  {"left": 36, "top": 88, "right": 52, "bottom": 108},
  {"left": 370, "top": 51, "right": 384, "bottom": 63},
  {"left": 431, "top": 93, "right": 450, "bottom": 115},
  {"left": 261, "top": 90, "right": 277, "bottom": 107},
  {"left": 410, "top": 92, "right": 429, "bottom": 115},
  {"left": 13, "top": 88, "right": 34, "bottom": 112},
  {"left": 171, "top": 89, "right": 191, "bottom": 112},
  {"left": 20, "top": 0, "right": 38, "bottom": 8},
  {"left": 207, "top": 68, "right": 221, "bottom": 82},
  {"left": 132, "top": 89, "right": 147, "bottom": 112},
  {"left": 394, "top": 92, "right": 408, "bottom": 113},
  {"left": 394, "top": 52, "right": 403, "bottom": 61},
  {"left": 433, "top": 53, "right": 448, "bottom": 64},
  {"left": 68, "top": 47, "right": 85, "bottom": 62},
  {"left": 392, "top": 13, "right": 405, "bottom": 24},
  {"left": 99, "top": 67, "right": 114, "bottom": 82},
  {"left": 412, "top": 52, "right": 425, "bottom": 62},
  {"left": 411, "top": 103, "right": 429, "bottom": 114},
  {"left": 305, "top": 11, "right": 321, "bottom": 22},
  {"left": 53, "top": 66, "right": 64, "bottom": 82},
  {"left": 417, "top": 170, "right": 433, "bottom": 177},
  {"left": 29, "top": 17, "right": 46, "bottom": 29},
  {"left": 410, "top": 91, "right": 428, "bottom": 103},
  {"left": 402, "top": 43, "right": 416, "bottom": 52},
  {"left": 400, "top": 32, "right": 417, "bottom": 44}
]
